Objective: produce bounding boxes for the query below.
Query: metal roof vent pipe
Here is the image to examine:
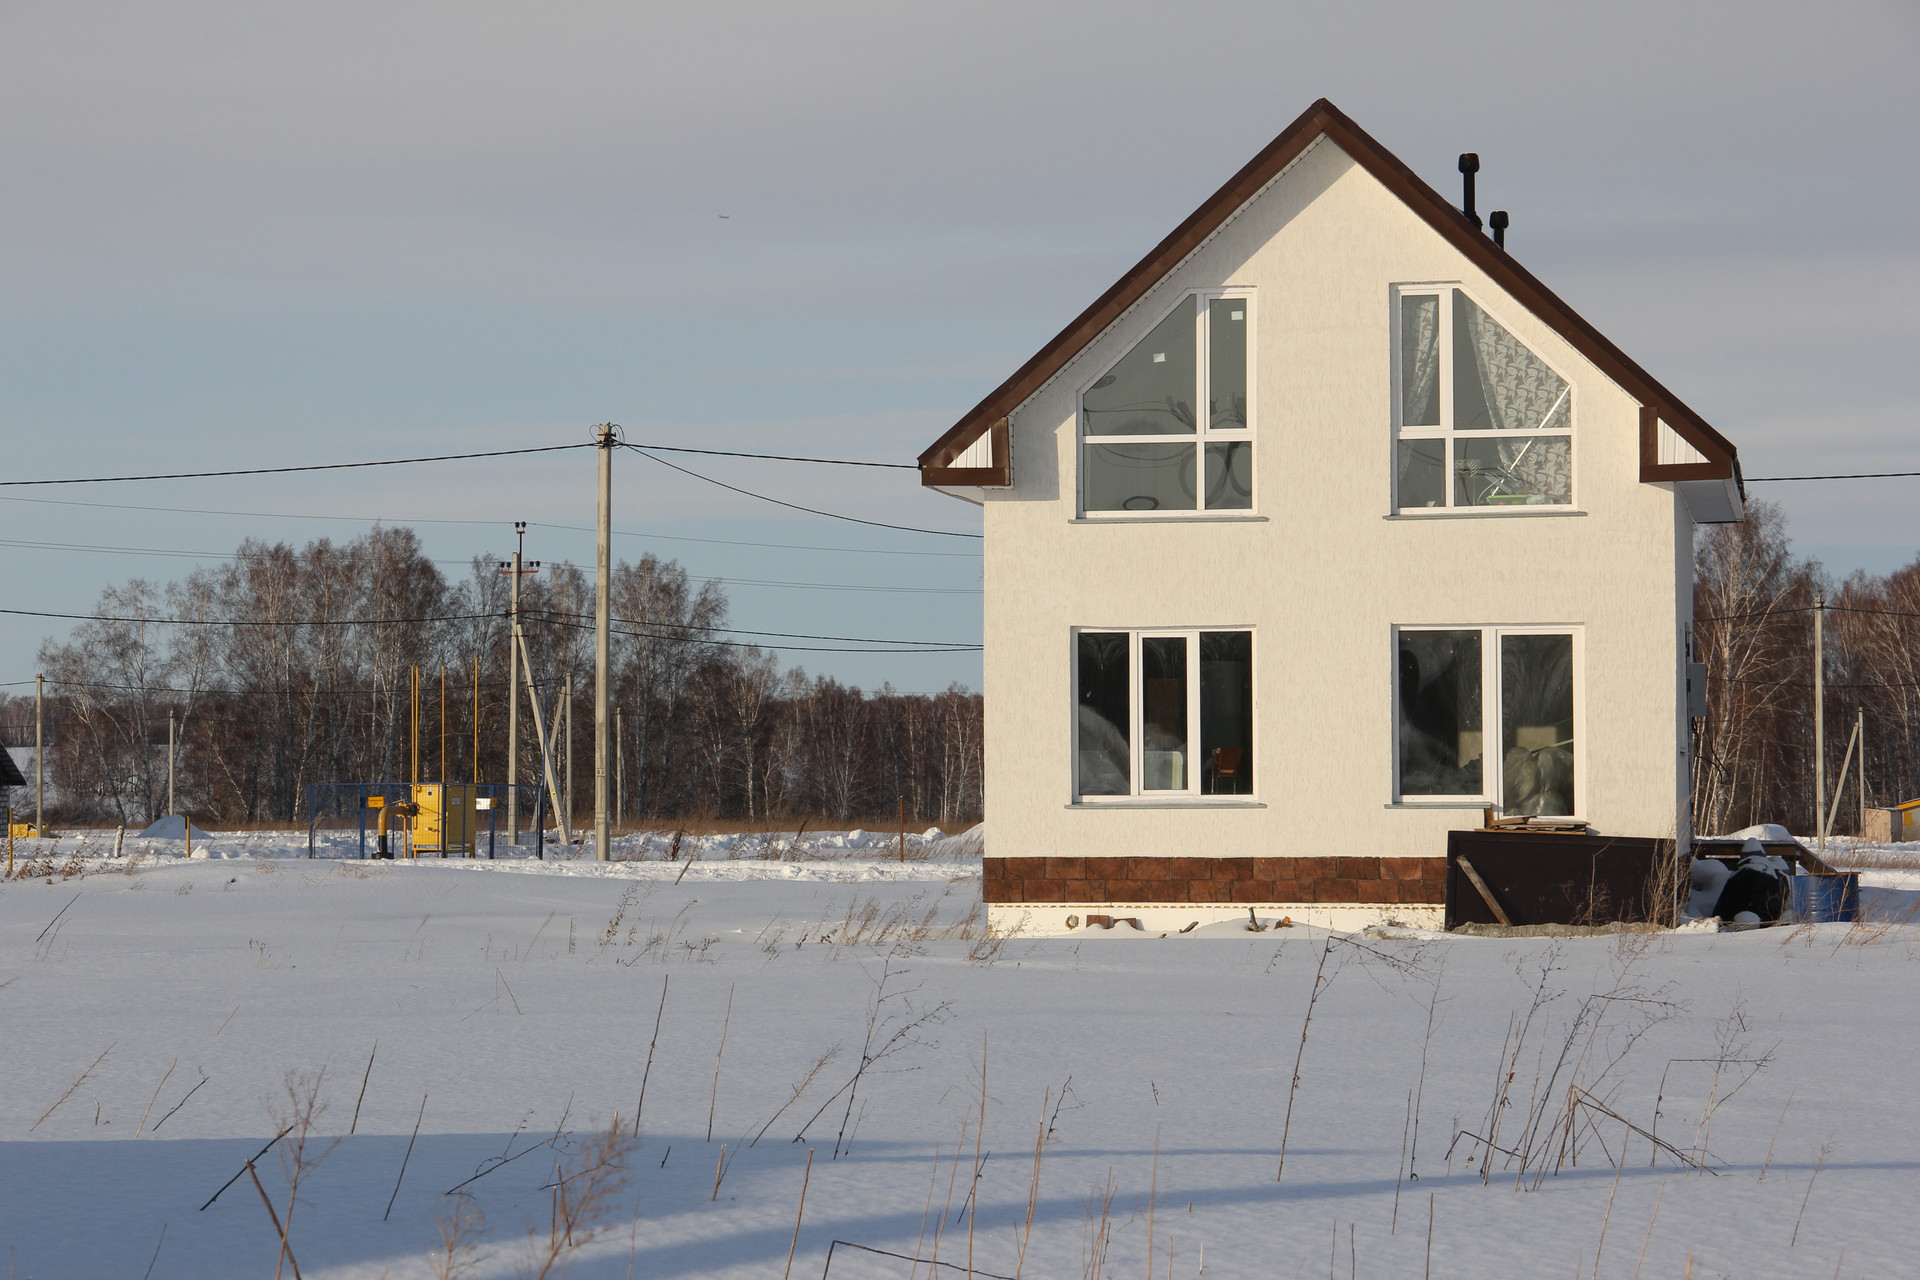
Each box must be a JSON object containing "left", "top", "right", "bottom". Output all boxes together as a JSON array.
[
  {"left": 1458, "top": 153, "right": 1482, "bottom": 230},
  {"left": 1490, "top": 209, "right": 1509, "bottom": 250}
]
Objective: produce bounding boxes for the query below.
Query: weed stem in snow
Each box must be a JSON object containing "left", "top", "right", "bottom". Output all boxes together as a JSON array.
[
  {"left": 350, "top": 1042, "right": 377, "bottom": 1136},
  {"left": 633, "top": 974, "right": 669, "bottom": 1139},
  {"left": 385, "top": 1092, "right": 428, "bottom": 1222},
  {"left": 29, "top": 1042, "right": 114, "bottom": 1133}
]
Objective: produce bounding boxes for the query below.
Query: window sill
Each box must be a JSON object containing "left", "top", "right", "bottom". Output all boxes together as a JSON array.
[
  {"left": 1384, "top": 800, "right": 1491, "bottom": 810},
  {"left": 1384, "top": 509, "right": 1587, "bottom": 520},
  {"left": 1069, "top": 798, "right": 1266, "bottom": 809},
  {"left": 1071, "top": 515, "right": 1268, "bottom": 525}
]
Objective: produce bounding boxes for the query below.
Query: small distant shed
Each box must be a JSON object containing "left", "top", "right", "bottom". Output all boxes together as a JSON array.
[
  {"left": 1864, "top": 801, "right": 1920, "bottom": 844},
  {"left": 0, "top": 749, "right": 26, "bottom": 791}
]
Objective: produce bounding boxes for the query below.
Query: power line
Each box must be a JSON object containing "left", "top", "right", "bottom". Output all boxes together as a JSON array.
[
  {"left": 0, "top": 443, "right": 595, "bottom": 487},
  {"left": 522, "top": 606, "right": 974, "bottom": 649},
  {"left": 624, "top": 443, "right": 915, "bottom": 470},
  {"left": 0, "top": 536, "right": 980, "bottom": 592},
  {"left": 536, "top": 612, "right": 979, "bottom": 653},
  {"left": 0, "top": 604, "right": 976, "bottom": 648},
  {"left": 0, "top": 606, "right": 498, "bottom": 628},
  {"left": 0, "top": 494, "right": 980, "bottom": 558},
  {"left": 625, "top": 445, "right": 982, "bottom": 540},
  {"left": 1744, "top": 471, "right": 1920, "bottom": 482}
]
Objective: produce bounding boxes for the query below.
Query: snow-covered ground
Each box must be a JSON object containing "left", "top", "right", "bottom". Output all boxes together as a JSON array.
[{"left": 2, "top": 831, "right": 1917, "bottom": 1278}]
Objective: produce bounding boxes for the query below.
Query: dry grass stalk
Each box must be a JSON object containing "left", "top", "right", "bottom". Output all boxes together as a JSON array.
[
  {"left": 150, "top": 1074, "right": 209, "bottom": 1133},
  {"left": 137, "top": 1058, "right": 178, "bottom": 1138},
  {"left": 1015, "top": 1089, "right": 1049, "bottom": 1279},
  {"left": 1758, "top": 1088, "right": 1795, "bottom": 1181},
  {"left": 632, "top": 974, "right": 669, "bottom": 1138},
  {"left": 427, "top": 1194, "right": 489, "bottom": 1280},
  {"left": 707, "top": 983, "right": 735, "bottom": 1142},
  {"left": 1590, "top": 1126, "right": 1629, "bottom": 1277},
  {"left": 1082, "top": 1170, "right": 1116, "bottom": 1280},
  {"left": 272, "top": 1068, "right": 339, "bottom": 1280},
  {"left": 909, "top": 1144, "right": 942, "bottom": 1280},
  {"left": 246, "top": 1160, "right": 303, "bottom": 1280},
  {"left": 1631, "top": 1177, "right": 1666, "bottom": 1280},
  {"left": 30, "top": 1042, "right": 114, "bottom": 1133},
  {"left": 1276, "top": 936, "right": 1334, "bottom": 1182},
  {"left": 350, "top": 1042, "right": 377, "bottom": 1136},
  {"left": 793, "top": 958, "right": 954, "bottom": 1153},
  {"left": 969, "top": 1035, "right": 986, "bottom": 1280},
  {"left": 522, "top": 1122, "right": 632, "bottom": 1280},
  {"left": 1790, "top": 1139, "right": 1834, "bottom": 1247},
  {"left": 385, "top": 1092, "right": 429, "bottom": 1222},
  {"left": 1146, "top": 1128, "right": 1159, "bottom": 1280},
  {"left": 782, "top": 1147, "right": 814, "bottom": 1280}
]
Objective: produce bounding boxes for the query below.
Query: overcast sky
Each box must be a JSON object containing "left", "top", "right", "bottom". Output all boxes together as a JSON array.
[{"left": 3, "top": 1, "right": 1915, "bottom": 695}]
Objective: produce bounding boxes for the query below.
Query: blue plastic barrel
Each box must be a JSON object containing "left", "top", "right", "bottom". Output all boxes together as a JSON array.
[{"left": 1789, "top": 873, "right": 1860, "bottom": 923}]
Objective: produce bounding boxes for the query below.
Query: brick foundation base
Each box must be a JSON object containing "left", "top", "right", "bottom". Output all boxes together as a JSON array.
[{"left": 982, "top": 855, "right": 1446, "bottom": 905}]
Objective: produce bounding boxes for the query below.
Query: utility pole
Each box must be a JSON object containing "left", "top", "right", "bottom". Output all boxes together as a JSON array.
[
  {"left": 1857, "top": 709, "right": 1866, "bottom": 833},
  {"left": 1813, "top": 596, "right": 1824, "bottom": 851},
  {"left": 593, "top": 423, "right": 616, "bottom": 862},
  {"left": 499, "top": 524, "right": 540, "bottom": 845},
  {"left": 564, "top": 675, "right": 573, "bottom": 834},
  {"left": 35, "top": 673, "right": 44, "bottom": 833},
  {"left": 168, "top": 709, "right": 176, "bottom": 815}
]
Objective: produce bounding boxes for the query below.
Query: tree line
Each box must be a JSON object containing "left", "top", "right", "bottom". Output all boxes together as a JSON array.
[
  {"left": 3, "top": 527, "right": 982, "bottom": 830},
  {"left": 1692, "top": 499, "right": 1920, "bottom": 837}
]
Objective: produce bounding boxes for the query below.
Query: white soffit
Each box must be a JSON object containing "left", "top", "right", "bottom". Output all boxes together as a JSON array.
[
  {"left": 952, "top": 432, "right": 995, "bottom": 470},
  {"left": 1657, "top": 419, "right": 1709, "bottom": 467}
]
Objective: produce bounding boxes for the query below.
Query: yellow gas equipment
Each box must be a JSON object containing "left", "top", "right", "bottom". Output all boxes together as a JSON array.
[{"left": 409, "top": 784, "right": 476, "bottom": 857}]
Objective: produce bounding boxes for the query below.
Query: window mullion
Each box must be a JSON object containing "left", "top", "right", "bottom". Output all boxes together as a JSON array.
[
  {"left": 1130, "top": 631, "right": 1144, "bottom": 797},
  {"left": 1187, "top": 631, "right": 1202, "bottom": 795},
  {"left": 1485, "top": 627, "right": 1500, "bottom": 808}
]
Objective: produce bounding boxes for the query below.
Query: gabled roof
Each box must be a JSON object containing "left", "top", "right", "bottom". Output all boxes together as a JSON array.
[
  {"left": 919, "top": 98, "right": 1739, "bottom": 498},
  {"left": 0, "top": 748, "right": 26, "bottom": 790}
]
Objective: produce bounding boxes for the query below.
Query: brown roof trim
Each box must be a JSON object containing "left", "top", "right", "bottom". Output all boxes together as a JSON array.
[{"left": 919, "top": 98, "right": 1738, "bottom": 482}]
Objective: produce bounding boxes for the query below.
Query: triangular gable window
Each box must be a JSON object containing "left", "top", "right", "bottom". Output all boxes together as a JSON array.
[
  {"left": 1395, "top": 288, "right": 1573, "bottom": 510},
  {"left": 1080, "top": 292, "right": 1252, "bottom": 515}
]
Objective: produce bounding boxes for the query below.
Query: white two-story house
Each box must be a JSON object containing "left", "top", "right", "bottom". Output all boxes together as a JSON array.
[{"left": 918, "top": 100, "right": 1743, "bottom": 933}]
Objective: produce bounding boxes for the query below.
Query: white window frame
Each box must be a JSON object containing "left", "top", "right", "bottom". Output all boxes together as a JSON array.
[
  {"left": 1071, "top": 626, "right": 1257, "bottom": 802},
  {"left": 1390, "top": 284, "right": 1576, "bottom": 514},
  {"left": 1389, "top": 624, "right": 1585, "bottom": 815},
  {"left": 1078, "top": 288, "right": 1256, "bottom": 519}
]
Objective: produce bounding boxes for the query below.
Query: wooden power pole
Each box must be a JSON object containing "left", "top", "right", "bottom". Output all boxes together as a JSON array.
[{"left": 593, "top": 423, "right": 616, "bottom": 862}]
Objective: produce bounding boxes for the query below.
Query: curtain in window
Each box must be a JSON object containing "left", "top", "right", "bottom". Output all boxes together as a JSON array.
[
  {"left": 1399, "top": 295, "right": 1440, "bottom": 426},
  {"left": 1458, "top": 295, "right": 1570, "bottom": 433},
  {"left": 1500, "top": 634, "right": 1575, "bottom": 815}
]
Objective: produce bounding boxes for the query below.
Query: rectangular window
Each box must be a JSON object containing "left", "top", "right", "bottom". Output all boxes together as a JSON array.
[
  {"left": 1082, "top": 292, "right": 1253, "bottom": 515},
  {"left": 1074, "top": 628, "right": 1253, "bottom": 799},
  {"left": 1394, "top": 626, "right": 1578, "bottom": 814},
  {"left": 1393, "top": 287, "right": 1573, "bottom": 511}
]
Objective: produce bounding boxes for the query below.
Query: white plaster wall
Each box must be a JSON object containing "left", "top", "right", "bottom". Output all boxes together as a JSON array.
[{"left": 980, "top": 139, "right": 1689, "bottom": 864}]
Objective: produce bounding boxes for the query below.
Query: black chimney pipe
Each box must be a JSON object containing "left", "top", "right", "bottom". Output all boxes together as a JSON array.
[
  {"left": 1458, "top": 153, "right": 1481, "bottom": 230},
  {"left": 1490, "top": 209, "right": 1509, "bottom": 250}
]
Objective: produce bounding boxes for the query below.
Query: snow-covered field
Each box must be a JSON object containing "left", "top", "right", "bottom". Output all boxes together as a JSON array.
[{"left": 2, "top": 830, "right": 1917, "bottom": 1279}]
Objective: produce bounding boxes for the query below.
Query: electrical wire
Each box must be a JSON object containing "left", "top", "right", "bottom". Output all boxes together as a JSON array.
[
  {"left": 624, "top": 443, "right": 915, "bottom": 469},
  {"left": 0, "top": 604, "right": 976, "bottom": 649},
  {"left": 1744, "top": 471, "right": 1920, "bottom": 482},
  {"left": 0, "top": 606, "right": 499, "bottom": 628},
  {"left": 0, "top": 494, "right": 980, "bottom": 558},
  {"left": 520, "top": 606, "right": 973, "bottom": 649},
  {"left": 624, "top": 444, "right": 982, "bottom": 539},
  {"left": 0, "top": 535, "right": 979, "bottom": 593},
  {"left": 533, "top": 612, "right": 978, "bottom": 653},
  {"left": 0, "top": 443, "right": 595, "bottom": 487}
]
